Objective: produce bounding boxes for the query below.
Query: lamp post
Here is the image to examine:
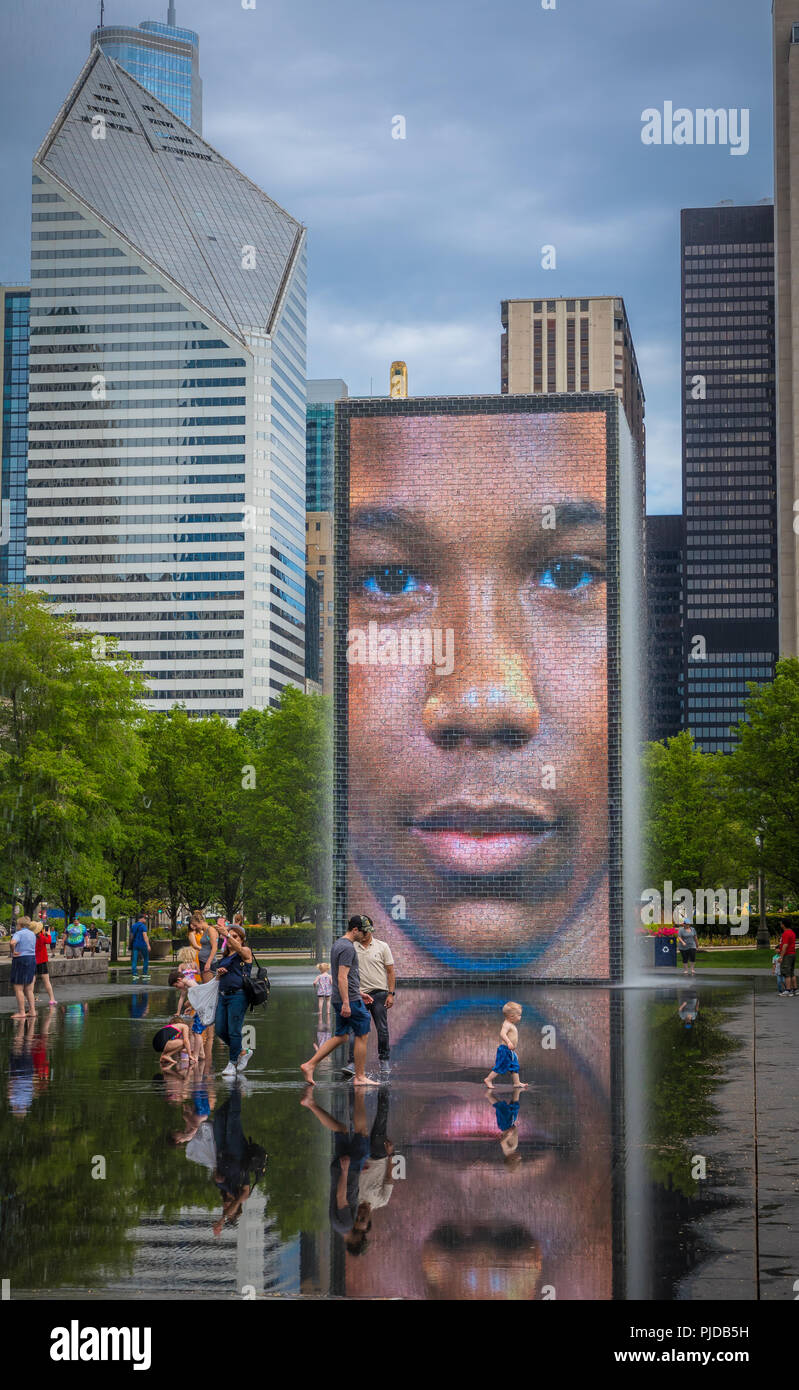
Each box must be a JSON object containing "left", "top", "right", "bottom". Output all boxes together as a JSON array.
[{"left": 755, "top": 830, "right": 770, "bottom": 949}]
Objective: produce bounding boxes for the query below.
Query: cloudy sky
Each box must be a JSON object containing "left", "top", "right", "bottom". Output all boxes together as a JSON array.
[{"left": 0, "top": 0, "right": 776, "bottom": 512}]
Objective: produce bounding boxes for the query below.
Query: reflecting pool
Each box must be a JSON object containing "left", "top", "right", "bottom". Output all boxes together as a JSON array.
[{"left": 0, "top": 977, "right": 757, "bottom": 1299}]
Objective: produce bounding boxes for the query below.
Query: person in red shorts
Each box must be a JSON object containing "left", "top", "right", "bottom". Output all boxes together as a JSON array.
[
  {"left": 779, "top": 919, "right": 797, "bottom": 997},
  {"left": 32, "top": 921, "right": 58, "bottom": 1006}
]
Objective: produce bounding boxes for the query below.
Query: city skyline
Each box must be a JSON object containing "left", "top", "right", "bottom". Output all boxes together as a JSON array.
[{"left": 0, "top": 0, "right": 776, "bottom": 515}]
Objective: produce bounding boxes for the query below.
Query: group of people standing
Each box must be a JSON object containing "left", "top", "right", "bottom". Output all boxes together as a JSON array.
[
  {"left": 9, "top": 916, "right": 58, "bottom": 1016},
  {"left": 151, "top": 910, "right": 255, "bottom": 1078},
  {"left": 304, "top": 915, "right": 396, "bottom": 1086}
]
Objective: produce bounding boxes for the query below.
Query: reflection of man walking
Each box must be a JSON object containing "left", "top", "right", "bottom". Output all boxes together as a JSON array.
[{"left": 344, "top": 919, "right": 395, "bottom": 1078}]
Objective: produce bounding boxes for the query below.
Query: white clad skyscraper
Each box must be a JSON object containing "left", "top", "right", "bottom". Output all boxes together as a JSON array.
[{"left": 28, "top": 48, "right": 307, "bottom": 716}]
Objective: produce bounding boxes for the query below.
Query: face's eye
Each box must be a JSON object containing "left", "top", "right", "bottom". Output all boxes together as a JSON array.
[
  {"left": 356, "top": 565, "right": 428, "bottom": 598},
  {"left": 538, "top": 557, "right": 604, "bottom": 593}
]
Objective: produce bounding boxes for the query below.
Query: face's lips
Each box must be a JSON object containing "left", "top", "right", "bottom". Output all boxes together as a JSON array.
[{"left": 406, "top": 800, "right": 565, "bottom": 875}]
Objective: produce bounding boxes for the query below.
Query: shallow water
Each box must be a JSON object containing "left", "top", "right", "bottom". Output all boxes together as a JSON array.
[{"left": 0, "top": 977, "right": 755, "bottom": 1299}]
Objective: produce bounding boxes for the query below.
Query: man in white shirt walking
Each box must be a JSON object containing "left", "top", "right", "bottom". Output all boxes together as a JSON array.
[{"left": 343, "top": 916, "right": 396, "bottom": 1078}]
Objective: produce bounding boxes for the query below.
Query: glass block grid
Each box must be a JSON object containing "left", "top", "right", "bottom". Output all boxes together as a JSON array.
[{"left": 335, "top": 394, "right": 639, "bottom": 983}]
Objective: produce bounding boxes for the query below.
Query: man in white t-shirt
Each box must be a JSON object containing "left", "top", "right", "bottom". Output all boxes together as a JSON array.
[{"left": 343, "top": 917, "right": 396, "bottom": 1078}]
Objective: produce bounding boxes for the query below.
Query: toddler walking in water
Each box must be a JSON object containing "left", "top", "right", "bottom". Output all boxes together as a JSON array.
[
  {"left": 484, "top": 1002, "right": 528, "bottom": 1089},
  {"left": 314, "top": 961, "right": 332, "bottom": 1027}
]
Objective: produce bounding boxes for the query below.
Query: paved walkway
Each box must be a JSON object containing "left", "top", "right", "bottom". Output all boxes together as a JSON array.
[{"left": 754, "top": 984, "right": 799, "bottom": 1299}]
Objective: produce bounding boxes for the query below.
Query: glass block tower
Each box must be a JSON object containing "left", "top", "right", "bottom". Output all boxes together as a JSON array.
[
  {"left": 28, "top": 47, "right": 307, "bottom": 716},
  {"left": 0, "top": 286, "right": 30, "bottom": 588},
  {"left": 91, "top": 5, "right": 202, "bottom": 133}
]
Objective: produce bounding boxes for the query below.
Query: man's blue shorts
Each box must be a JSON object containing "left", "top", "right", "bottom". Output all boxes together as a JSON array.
[{"left": 333, "top": 998, "right": 372, "bottom": 1037}]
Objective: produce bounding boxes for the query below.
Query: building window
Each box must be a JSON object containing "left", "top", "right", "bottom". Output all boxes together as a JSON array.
[{"left": 547, "top": 319, "right": 556, "bottom": 392}]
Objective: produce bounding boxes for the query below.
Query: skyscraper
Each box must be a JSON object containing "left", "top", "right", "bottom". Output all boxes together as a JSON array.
[
  {"left": 28, "top": 47, "right": 307, "bottom": 717},
  {"left": 0, "top": 285, "right": 30, "bottom": 588},
  {"left": 305, "top": 510, "right": 333, "bottom": 693},
  {"left": 500, "top": 295, "right": 645, "bottom": 465},
  {"left": 681, "top": 204, "right": 778, "bottom": 752},
  {"left": 306, "top": 378, "right": 347, "bottom": 512},
  {"left": 646, "top": 514, "right": 684, "bottom": 742},
  {"left": 91, "top": 4, "right": 202, "bottom": 133},
  {"left": 773, "top": 3, "right": 799, "bottom": 656}
]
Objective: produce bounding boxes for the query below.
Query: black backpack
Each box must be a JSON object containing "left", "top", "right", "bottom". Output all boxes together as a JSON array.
[{"left": 242, "top": 959, "right": 271, "bottom": 1011}]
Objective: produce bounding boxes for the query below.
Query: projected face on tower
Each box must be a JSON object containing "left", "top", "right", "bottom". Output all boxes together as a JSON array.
[{"left": 342, "top": 405, "right": 612, "bottom": 979}]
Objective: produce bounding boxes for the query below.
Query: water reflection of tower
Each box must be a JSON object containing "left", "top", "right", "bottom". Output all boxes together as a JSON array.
[{"left": 114, "top": 1200, "right": 297, "bottom": 1296}]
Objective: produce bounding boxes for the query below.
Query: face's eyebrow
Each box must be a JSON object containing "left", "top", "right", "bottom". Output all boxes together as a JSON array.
[
  {"left": 350, "top": 505, "right": 430, "bottom": 542},
  {"left": 551, "top": 500, "right": 606, "bottom": 530}
]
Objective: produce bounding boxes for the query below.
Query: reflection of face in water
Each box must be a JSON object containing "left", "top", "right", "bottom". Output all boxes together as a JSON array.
[
  {"left": 343, "top": 989, "right": 614, "bottom": 1300},
  {"left": 347, "top": 410, "right": 609, "bottom": 978}
]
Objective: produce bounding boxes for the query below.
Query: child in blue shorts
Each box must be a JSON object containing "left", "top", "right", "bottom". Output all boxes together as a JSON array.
[{"left": 484, "top": 1002, "right": 528, "bottom": 1089}]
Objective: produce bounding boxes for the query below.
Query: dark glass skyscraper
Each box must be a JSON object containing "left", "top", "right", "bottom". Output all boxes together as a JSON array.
[
  {"left": 681, "top": 204, "right": 778, "bottom": 752},
  {"left": 91, "top": 6, "right": 202, "bottom": 132},
  {"left": 0, "top": 286, "right": 30, "bottom": 588},
  {"left": 646, "top": 514, "right": 684, "bottom": 742}
]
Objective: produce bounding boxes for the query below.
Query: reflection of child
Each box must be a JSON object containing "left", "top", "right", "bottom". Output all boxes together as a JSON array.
[
  {"left": 488, "top": 1092, "right": 523, "bottom": 1166},
  {"left": 773, "top": 952, "right": 785, "bottom": 994},
  {"left": 315, "top": 962, "right": 332, "bottom": 1025},
  {"left": 484, "top": 1002, "right": 527, "bottom": 1088}
]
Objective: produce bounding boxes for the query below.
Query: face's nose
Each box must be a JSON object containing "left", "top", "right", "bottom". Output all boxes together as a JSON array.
[{"left": 422, "top": 625, "right": 541, "bottom": 750}]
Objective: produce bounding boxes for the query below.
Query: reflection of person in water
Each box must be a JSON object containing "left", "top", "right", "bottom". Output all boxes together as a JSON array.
[
  {"left": 678, "top": 995, "right": 699, "bottom": 1030},
  {"left": 342, "top": 989, "right": 614, "bottom": 1300},
  {"left": 487, "top": 1090, "right": 523, "bottom": 1167},
  {"left": 301, "top": 1085, "right": 397, "bottom": 1257},
  {"left": 212, "top": 1089, "right": 267, "bottom": 1236},
  {"left": 8, "top": 1015, "right": 36, "bottom": 1117},
  {"left": 346, "top": 409, "right": 610, "bottom": 978}
]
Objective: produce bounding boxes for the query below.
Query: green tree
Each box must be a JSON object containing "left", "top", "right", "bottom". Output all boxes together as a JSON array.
[
  {"left": 140, "top": 708, "right": 252, "bottom": 927},
  {"left": 0, "top": 589, "right": 146, "bottom": 916},
  {"left": 727, "top": 658, "right": 799, "bottom": 900},
  {"left": 239, "top": 688, "right": 332, "bottom": 926},
  {"left": 642, "top": 731, "right": 749, "bottom": 904}
]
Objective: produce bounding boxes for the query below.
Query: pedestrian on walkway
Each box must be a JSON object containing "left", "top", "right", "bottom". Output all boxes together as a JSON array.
[
  {"left": 300, "top": 917, "right": 379, "bottom": 1087},
  {"left": 129, "top": 914, "right": 151, "bottom": 982},
  {"left": 343, "top": 918, "right": 396, "bottom": 1078},
  {"left": 10, "top": 915, "right": 37, "bottom": 1019},
  {"left": 779, "top": 919, "right": 797, "bottom": 997},
  {"left": 676, "top": 916, "right": 698, "bottom": 977},
  {"left": 214, "top": 924, "right": 254, "bottom": 1077},
  {"left": 32, "top": 920, "right": 57, "bottom": 1006}
]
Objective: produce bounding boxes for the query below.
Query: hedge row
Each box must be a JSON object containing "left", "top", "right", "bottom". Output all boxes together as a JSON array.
[{"left": 170, "top": 924, "right": 317, "bottom": 950}]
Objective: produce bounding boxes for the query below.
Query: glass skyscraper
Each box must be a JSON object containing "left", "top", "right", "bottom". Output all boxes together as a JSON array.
[
  {"left": 0, "top": 286, "right": 30, "bottom": 588},
  {"left": 681, "top": 204, "right": 778, "bottom": 752},
  {"left": 306, "top": 379, "right": 347, "bottom": 512},
  {"left": 28, "top": 47, "right": 307, "bottom": 717},
  {"left": 91, "top": 6, "right": 202, "bottom": 133}
]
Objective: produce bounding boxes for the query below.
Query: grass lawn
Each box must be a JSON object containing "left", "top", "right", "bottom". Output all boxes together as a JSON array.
[{"left": 695, "top": 948, "right": 774, "bottom": 969}]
